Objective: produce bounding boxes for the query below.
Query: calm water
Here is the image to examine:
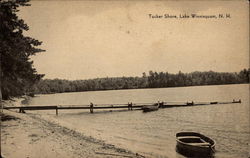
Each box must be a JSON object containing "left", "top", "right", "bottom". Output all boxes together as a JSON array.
[{"left": 25, "top": 84, "right": 249, "bottom": 158}]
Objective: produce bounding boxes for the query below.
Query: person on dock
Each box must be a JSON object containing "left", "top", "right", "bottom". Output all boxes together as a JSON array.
[
  {"left": 90, "top": 102, "right": 94, "bottom": 113},
  {"left": 159, "top": 101, "right": 164, "bottom": 108},
  {"left": 128, "top": 102, "right": 132, "bottom": 110}
]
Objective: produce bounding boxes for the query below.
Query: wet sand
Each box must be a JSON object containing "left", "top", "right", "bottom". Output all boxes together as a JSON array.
[{"left": 1, "top": 105, "right": 144, "bottom": 158}]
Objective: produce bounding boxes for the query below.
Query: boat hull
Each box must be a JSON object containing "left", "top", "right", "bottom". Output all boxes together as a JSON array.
[
  {"left": 141, "top": 105, "right": 159, "bottom": 112},
  {"left": 176, "top": 132, "right": 215, "bottom": 157}
]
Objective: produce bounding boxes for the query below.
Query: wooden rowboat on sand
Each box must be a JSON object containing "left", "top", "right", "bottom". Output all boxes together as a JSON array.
[{"left": 176, "top": 132, "right": 216, "bottom": 157}]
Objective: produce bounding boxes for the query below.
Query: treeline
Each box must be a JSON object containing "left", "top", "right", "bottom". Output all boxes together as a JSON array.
[
  {"left": 32, "top": 77, "right": 147, "bottom": 94},
  {"left": 147, "top": 69, "right": 249, "bottom": 88},
  {"left": 32, "top": 69, "right": 249, "bottom": 94}
]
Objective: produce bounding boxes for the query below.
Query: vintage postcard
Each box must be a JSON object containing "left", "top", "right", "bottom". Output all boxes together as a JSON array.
[{"left": 1, "top": 0, "right": 249, "bottom": 158}]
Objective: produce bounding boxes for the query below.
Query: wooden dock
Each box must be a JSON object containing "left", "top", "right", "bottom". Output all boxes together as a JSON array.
[{"left": 3, "top": 100, "right": 241, "bottom": 115}]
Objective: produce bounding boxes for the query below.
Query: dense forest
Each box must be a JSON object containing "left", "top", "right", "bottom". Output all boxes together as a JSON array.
[
  {"left": 1, "top": 0, "right": 45, "bottom": 100},
  {"left": 31, "top": 69, "right": 249, "bottom": 95}
]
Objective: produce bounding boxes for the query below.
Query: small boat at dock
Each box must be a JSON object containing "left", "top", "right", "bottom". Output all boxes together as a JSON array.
[
  {"left": 141, "top": 103, "right": 159, "bottom": 112},
  {"left": 176, "top": 132, "right": 215, "bottom": 157},
  {"left": 232, "top": 99, "right": 241, "bottom": 103},
  {"left": 210, "top": 101, "right": 218, "bottom": 104}
]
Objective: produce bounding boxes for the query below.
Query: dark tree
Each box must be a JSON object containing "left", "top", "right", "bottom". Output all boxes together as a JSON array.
[
  {"left": 0, "top": 0, "right": 45, "bottom": 99},
  {"left": 238, "top": 68, "right": 250, "bottom": 83}
]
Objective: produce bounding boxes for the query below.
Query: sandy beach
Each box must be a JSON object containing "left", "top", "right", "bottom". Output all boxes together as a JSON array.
[{"left": 1, "top": 101, "right": 144, "bottom": 158}]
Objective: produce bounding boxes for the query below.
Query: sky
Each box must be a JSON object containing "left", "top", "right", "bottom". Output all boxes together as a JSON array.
[{"left": 19, "top": 0, "right": 249, "bottom": 80}]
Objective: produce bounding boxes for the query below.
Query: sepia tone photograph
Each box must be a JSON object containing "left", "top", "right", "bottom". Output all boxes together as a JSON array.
[{"left": 0, "top": 0, "right": 249, "bottom": 158}]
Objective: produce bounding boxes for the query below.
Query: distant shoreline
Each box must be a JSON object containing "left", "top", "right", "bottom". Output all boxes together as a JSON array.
[
  {"left": 33, "top": 83, "right": 249, "bottom": 96},
  {"left": 31, "top": 69, "right": 249, "bottom": 96}
]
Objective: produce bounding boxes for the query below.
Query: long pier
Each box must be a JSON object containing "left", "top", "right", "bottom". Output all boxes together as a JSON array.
[{"left": 3, "top": 100, "right": 241, "bottom": 115}]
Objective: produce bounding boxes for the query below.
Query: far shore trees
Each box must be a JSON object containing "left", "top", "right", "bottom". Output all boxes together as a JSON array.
[
  {"left": 0, "top": 0, "right": 45, "bottom": 100},
  {"left": 33, "top": 69, "right": 249, "bottom": 94}
]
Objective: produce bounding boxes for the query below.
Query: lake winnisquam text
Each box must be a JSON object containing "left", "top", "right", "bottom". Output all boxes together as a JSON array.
[{"left": 149, "top": 13, "right": 230, "bottom": 19}]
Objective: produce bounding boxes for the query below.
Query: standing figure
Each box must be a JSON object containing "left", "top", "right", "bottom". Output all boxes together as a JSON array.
[
  {"left": 90, "top": 102, "right": 94, "bottom": 113},
  {"left": 128, "top": 102, "right": 133, "bottom": 110}
]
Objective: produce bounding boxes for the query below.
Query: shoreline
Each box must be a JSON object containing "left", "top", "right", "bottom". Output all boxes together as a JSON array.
[
  {"left": 1, "top": 108, "right": 144, "bottom": 158},
  {"left": 33, "top": 83, "right": 249, "bottom": 96}
]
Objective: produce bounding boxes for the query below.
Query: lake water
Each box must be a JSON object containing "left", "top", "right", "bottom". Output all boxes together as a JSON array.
[{"left": 24, "top": 84, "right": 249, "bottom": 158}]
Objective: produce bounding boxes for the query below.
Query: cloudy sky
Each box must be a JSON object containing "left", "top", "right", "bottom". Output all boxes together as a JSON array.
[{"left": 19, "top": 0, "right": 249, "bottom": 80}]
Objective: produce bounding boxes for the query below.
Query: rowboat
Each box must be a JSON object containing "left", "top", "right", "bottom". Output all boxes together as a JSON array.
[
  {"left": 210, "top": 101, "right": 218, "bottom": 104},
  {"left": 142, "top": 103, "right": 159, "bottom": 112},
  {"left": 176, "top": 132, "right": 215, "bottom": 157},
  {"left": 232, "top": 99, "right": 241, "bottom": 103}
]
